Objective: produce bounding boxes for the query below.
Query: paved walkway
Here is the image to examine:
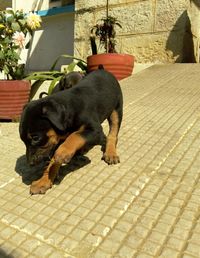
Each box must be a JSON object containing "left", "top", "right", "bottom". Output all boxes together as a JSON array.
[{"left": 0, "top": 64, "right": 200, "bottom": 258}]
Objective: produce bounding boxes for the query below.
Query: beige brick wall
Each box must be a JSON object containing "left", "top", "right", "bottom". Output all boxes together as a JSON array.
[{"left": 74, "top": 0, "right": 192, "bottom": 63}]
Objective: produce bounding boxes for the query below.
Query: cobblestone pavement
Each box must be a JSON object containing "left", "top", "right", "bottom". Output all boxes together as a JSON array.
[{"left": 0, "top": 64, "right": 200, "bottom": 258}]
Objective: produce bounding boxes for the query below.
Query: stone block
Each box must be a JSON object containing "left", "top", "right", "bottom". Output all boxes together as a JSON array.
[
  {"left": 110, "top": 1, "right": 154, "bottom": 34},
  {"left": 75, "top": 0, "right": 105, "bottom": 10},
  {"left": 155, "top": 0, "right": 189, "bottom": 31}
]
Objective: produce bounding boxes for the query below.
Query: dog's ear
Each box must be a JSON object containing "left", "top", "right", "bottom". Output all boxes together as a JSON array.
[{"left": 41, "top": 99, "right": 67, "bottom": 131}]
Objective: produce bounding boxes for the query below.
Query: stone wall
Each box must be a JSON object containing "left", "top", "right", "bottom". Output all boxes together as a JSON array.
[{"left": 74, "top": 0, "right": 193, "bottom": 63}]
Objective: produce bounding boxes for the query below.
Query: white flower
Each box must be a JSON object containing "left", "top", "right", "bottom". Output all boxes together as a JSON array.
[
  {"left": 26, "top": 13, "right": 41, "bottom": 30},
  {"left": 12, "top": 31, "right": 26, "bottom": 49}
]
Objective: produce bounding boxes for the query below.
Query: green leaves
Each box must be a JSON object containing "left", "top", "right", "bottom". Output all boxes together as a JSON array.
[
  {"left": 0, "top": 50, "right": 4, "bottom": 59},
  {"left": 0, "top": 44, "right": 24, "bottom": 80},
  {"left": 6, "top": 15, "right": 14, "bottom": 24},
  {"left": 25, "top": 71, "right": 62, "bottom": 81},
  {"left": 14, "top": 64, "right": 25, "bottom": 80},
  {"left": 3, "top": 64, "right": 9, "bottom": 74},
  {"left": 48, "top": 76, "right": 62, "bottom": 95},
  {"left": 11, "top": 22, "right": 21, "bottom": 31}
]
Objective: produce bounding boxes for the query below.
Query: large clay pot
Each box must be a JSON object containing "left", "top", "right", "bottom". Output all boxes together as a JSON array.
[
  {"left": 0, "top": 80, "right": 31, "bottom": 120},
  {"left": 87, "top": 53, "right": 134, "bottom": 80}
]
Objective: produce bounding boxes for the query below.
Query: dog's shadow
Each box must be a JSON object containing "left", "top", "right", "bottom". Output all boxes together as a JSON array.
[{"left": 15, "top": 155, "right": 91, "bottom": 186}]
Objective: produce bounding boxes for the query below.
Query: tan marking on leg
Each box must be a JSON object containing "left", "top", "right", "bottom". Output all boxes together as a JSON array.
[
  {"left": 54, "top": 125, "right": 86, "bottom": 164},
  {"left": 103, "top": 110, "right": 120, "bottom": 164}
]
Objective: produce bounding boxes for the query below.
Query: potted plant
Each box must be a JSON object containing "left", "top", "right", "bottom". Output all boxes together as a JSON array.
[
  {"left": 87, "top": 0, "right": 134, "bottom": 80},
  {"left": 0, "top": 8, "right": 41, "bottom": 120}
]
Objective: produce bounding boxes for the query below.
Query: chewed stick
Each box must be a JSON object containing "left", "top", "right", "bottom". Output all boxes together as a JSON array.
[
  {"left": 30, "top": 157, "right": 61, "bottom": 195},
  {"left": 47, "top": 157, "right": 61, "bottom": 183}
]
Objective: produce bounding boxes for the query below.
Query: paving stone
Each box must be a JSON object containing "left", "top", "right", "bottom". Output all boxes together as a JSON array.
[
  {"left": 182, "top": 254, "right": 198, "bottom": 258},
  {"left": 166, "top": 236, "right": 186, "bottom": 251},
  {"left": 70, "top": 227, "right": 88, "bottom": 241},
  {"left": 60, "top": 237, "right": 79, "bottom": 252},
  {"left": 99, "top": 238, "right": 121, "bottom": 255},
  {"left": 171, "top": 226, "right": 190, "bottom": 240},
  {"left": 117, "top": 245, "right": 137, "bottom": 258},
  {"left": 159, "top": 247, "right": 180, "bottom": 257},
  {"left": 140, "top": 240, "right": 161, "bottom": 256},
  {"left": 153, "top": 221, "right": 172, "bottom": 235},
  {"left": 48, "top": 251, "right": 75, "bottom": 258},
  {"left": 148, "top": 230, "right": 167, "bottom": 245},
  {"left": 9, "top": 231, "right": 27, "bottom": 246},
  {"left": 115, "top": 220, "right": 134, "bottom": 233},
  {"left": 92, "top": 248, "right": 112, "bottom": 258},
  {"left": 56, "top": 223, "right": 74, "bottom": 235},
  {"left": 47, "top": 231, "right": 65, "bottom": 245},
  {"left": 11, "top": 248, "right": 29, "bottom": 258},
  {"left": 31, "top": 244, "right": 56, "bottom": 257},
  {"left": 185, "top": 242, "right": 200, "bottom": 257},
  {"left": 22, "top": 238, "right": 41, "bottom": 252},
  {"left": 84, "top": 233, "right": 103, "bottom": 246},
  {"left": 77, "top": 219, "right": 95, "bottom": 231},
  {"left": 135, "top": 253, "right": 155, "bottom": 258},
  {"left": 189, "top": 232, "right": 200, "bottom": 245},
  {"left": 1, "top": 227, "right": 17, "bottom": 240}
]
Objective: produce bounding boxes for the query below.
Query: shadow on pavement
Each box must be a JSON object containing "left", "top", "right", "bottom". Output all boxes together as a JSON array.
[
  {"left": 0, "top": 249, "right": 15, "bottom": 258},
  {"left": 15, "top": 154, "right": 91, "bottom": 186}
]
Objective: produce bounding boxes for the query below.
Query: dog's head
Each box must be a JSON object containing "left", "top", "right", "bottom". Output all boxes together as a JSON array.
[
  {"left": 53, "top": 72, "right": 84, "bottom": 93},
  {"left": 19, "top": 98, "right": 70, "bottom": 166}
]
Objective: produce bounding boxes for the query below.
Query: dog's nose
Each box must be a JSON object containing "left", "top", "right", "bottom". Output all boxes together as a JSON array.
[
  {"left": 28, "top": 159, "right": 35, "bottom": 166},
  {"left": 26, "top": 150, "right": 36, "bottom": 166},
  {"left": 27, "top": 155, "right": 35, "bottom": 166}
]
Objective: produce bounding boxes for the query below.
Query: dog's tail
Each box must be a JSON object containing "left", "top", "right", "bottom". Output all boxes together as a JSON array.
[{"left": 98, "top": 64, "right": 104, "bottom": 70}]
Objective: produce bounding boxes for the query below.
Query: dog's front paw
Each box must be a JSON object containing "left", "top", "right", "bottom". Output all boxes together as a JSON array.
[
  {"left": 30, "top": 178, "right": 52, "bottom": 195},
  {"left": 102, "top": 152, "right": 120, "bottom": 165},
  {"left": 54, "top": 145, "right": 74, "bottom": 164}
]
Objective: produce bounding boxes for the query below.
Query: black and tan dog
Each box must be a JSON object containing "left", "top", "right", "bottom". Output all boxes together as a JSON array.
[
  {"left": 19, "top": 69, "right": 123, "bottom": 195},
  {"left": 39, "top": 71, "right": 84, "bottom": 98}
]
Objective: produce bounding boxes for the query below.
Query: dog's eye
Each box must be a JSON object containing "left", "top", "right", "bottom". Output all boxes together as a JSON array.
[{"left": 31, "top": 135, "right": 40, "bottom": 142}]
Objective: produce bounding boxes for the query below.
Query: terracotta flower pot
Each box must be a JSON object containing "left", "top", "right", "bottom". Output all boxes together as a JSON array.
[
  {"left": 0, "top": 80, "right": 31, "bottom": 120},
  {"left": 87, "top": 53, "right": 134, "bottom": 80}
]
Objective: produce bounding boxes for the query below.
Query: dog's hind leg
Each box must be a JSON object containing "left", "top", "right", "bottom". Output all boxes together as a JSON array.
[{"left": 102, "top": 108, "right": 122, "bottom": 164}]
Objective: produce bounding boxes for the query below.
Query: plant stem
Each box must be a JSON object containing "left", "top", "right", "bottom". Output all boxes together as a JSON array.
[
  {"left": 106, "top": 0, "right": 109, "bottom": 53},
  {"left": 106, "top": 0, "right": 109, "bottom": 19}
]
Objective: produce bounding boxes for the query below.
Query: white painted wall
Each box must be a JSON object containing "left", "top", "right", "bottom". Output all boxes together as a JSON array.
[
  {"left": 13, "top": 0, "right": 74, "bottom": 71},
  {"left": 13, "top": 0, "right": 49, "bottom": 12},
  {"left": 26, "top": 13, "right": 74, "bottom": 71}
]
